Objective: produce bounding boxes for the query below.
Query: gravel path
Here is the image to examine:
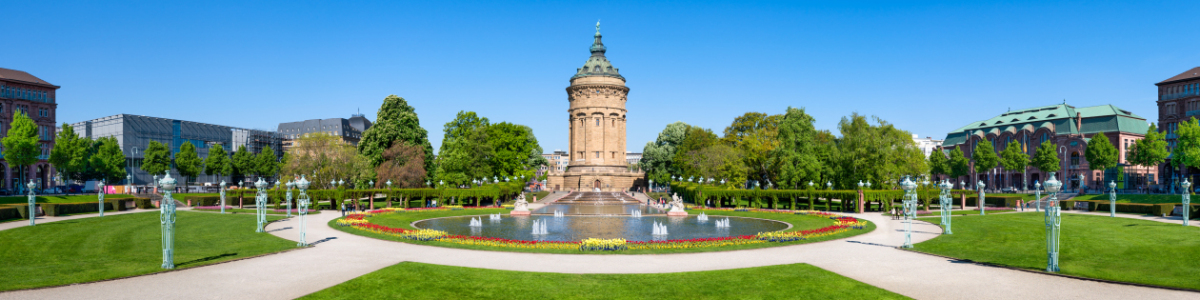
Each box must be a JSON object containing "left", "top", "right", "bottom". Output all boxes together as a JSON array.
[{"left": 0, "top": 207, "right": 1195, "bottom": 299}]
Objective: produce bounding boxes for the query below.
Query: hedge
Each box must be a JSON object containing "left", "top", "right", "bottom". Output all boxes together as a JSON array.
[
  {"left": 136, "top": 197, "right": 154, "bottom": 209},
  {"left": 963, "top": 196, "right": 1021, "bottom": 208},
  {"left": 42, "top": 201, "right": 123, "bottom": 217},
  {"left": 1093, "top": 202, "right": 1157, "bottom": 214},
  {"left": 0, "top": 206, "right": 19, "bottom": 221}
]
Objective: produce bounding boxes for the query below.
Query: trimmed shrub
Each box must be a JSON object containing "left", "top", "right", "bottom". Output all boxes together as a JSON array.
[
  {"left": 186, "top": 196, "right": 221, "bottom": 207},
  {"left": 1094, "top": 202, "right": 1156, "bottom": 214},
  {"left": 42, "top": 202, "right": 118, "bottom": 216},
  {"left": 136, "top": 197, "right": 154, "bottom": 209},
  {"left": 0, "top": 206, "right": 20, "bottom": 221},
  {"left": 1153, "top": 204, "right": 1175, "bottom": 217},
  {"left": 965, "top": 196, "right": 1021, "bottom": 207}
]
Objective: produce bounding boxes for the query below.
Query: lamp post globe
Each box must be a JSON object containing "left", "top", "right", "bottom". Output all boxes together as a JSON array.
[
  {"left": 338, "top": 179, "right": 345, "bottom": 187},
  {"left": 1108, "top": 180, "right": 1117, "bottom": 217},
  {"left": 219, "top": 180, "right": 227, "bottom": 214},
  {"left": 329, "top": 180, "right": 336, "bottom": 188},
  {"left": 386, "top": 180, "right": 393, "bottom": 189},
  {"left": 1077, "top": 174, "right": 1085, "bottom": 192},
  {"left": 1034, "top": 180, "right": 1042, "bottom": 212},
  {"left": 977, "top": 180, "right": 987, "bottom": 215},
  {"left": 858, "top": 180, "right": 863, "bottom": 189},
  {"left": 866, "top": 180, "right": 871, "bottom": 189}
]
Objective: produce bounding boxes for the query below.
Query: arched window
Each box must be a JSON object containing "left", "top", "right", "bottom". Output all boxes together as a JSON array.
[{"left": 595, "top": 118, "right": 599, "bottom": 126}]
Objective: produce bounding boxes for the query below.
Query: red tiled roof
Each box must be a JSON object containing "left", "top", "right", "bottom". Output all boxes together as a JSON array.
[
  {"left": 0, "top": 67, "right": 57, "bottom": 87},
  {"left": 1158, "top": 66, "right": 1200, "bottom": 85}
]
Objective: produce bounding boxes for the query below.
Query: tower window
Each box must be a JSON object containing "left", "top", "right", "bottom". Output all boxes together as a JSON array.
[
  {"left": 596, "top": 119, "right": 599, "bottom": 126},
  {"left": 595, "top": 151, "right": 600, "bottom": 158}
]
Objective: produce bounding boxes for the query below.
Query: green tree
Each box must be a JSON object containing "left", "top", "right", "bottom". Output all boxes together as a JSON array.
[
  {"left": 256, "top": 146, "right": 279, "bottom": 180},
  {"left": 486, "top": 122, "right": 543, "bottom": 179},
  {"left": 438, "top": 125, "right": 493, "bottom": 186},
  {"left": 948, "top": 147, "right": 970, "bottom": 180},
  {"left": 972, "top": 139, "right": 999, "bottom": 177},
  {"left": 141, "top": 140, "right": 172, "bottom": 178},
  {"left": 175, "top": 142, "right": 202, "bottom": 188},
  {"left": 834, "top": 113, "right": 927, "bottom": 190},
  {"left": 1172, "top": 118, "right": 1200, "bottom": 185},
  {"left": 203, "top": 145, "right": 231, "bottom": 180},
  {"left": 673, "top": 126, "right": 720, "bottom": 179},
  {"left": 928, "top": 148, "right": 948, "bottom": 181},
  {"left": 999, "top": 141, "right": 1029, "bottom": 189},
  {"left": 1084, "top": 133, "right": 1118, "bottom": 189},
  {"left": 3, "top": 111, "right": 38, "bottom": 191},
  {"left": 640, "top": 121, "right": 689, "bottom": 184},
  {"left": 1031, "top": 140, "right": 1061, "bottom": 176},
  {"left": 231, "top": 145, "right": 254, "bottom": 182},
  {"left": 722, "top": 112, "right": 782, "bottom": 183},
  {"left": 90, "top": 137, "right": 127, "bottom": 185},
  {"left": 49, "top": 123, "right": 89, "bottom": 184},
  {"left": 773, "top": 107, "right": 822, "bottom": 189},
  {"left": 280, "top": 133, "right": 366, "bottom": 189},
  {"left": 1130, "top": 123, "right": 1168, "bottom": 190},
  {"left": 359, "top": 95, "right": 435, "bottom": 182}
]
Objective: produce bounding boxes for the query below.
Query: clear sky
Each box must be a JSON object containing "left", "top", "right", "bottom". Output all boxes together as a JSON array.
[{"left": 5, "top": 1, "right": 1200, "bottom": 152}]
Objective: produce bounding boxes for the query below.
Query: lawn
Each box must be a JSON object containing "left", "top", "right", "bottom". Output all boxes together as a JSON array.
[
  {"left": 0, "top": 194, "right": 134, "bottom": 205},
  {"left": 299, "top": 262, "right": 908, "bottom": 300},
  {"left": 913, "top": 212, "right": 1200, "bottom": 290},
  {"left": 0, "top": 211, "right": 296, "bottom": 291},
  {"left": 885, "top": 208, "right": 1015, "bottom": 217},
  {"left": 1070, "top": 194, "right": 1185, "bottom": 204},
  {"left": 331, "top": 208, "right": 875, "bottom": 254}
]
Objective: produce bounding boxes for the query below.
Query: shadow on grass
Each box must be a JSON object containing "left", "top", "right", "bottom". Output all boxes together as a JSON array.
[
  {"left": 177, "top": 253, "right": 237, "bottom": 267},
  {"left": 848, "top": 240, "right": 896, "bottom": 248},
  {"left": 268, "top": 226, "right": 292, "bottom": 233}
]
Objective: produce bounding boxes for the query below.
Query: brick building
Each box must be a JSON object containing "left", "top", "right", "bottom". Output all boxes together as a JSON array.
[
  {"left": 1156, "top": 67, "right": 1200, "bottom": 190},
  {"left": 546, "top": 23, "right": 644, "bottom": 192},
  {"left": 0, "top": 67, "right": 58, "bottom": 192},
  {"left": 941, "top": 103, "right": 1153, "bottom": 192}
]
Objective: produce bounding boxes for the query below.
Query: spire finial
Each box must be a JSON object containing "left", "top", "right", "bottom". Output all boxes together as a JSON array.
[{"left": 595, "top": 20, "right": 601, "bottom": 36}]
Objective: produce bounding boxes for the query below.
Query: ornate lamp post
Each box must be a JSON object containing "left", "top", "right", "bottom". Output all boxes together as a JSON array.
[
  {"left": 858, "top": 180, "right": 864, "bottom": 190},
  {"left": 338, "top": 179, "right": 345, "bottom": 187},
  {"left": 1034, "top": 180, "right": 1041, "bottom": 213},
  {"left": 159, "top": 174, "right": 178, "bottom": 269},
  {"left": 939, "top": 180, "right": 953, "bottom": 234},
  {"left": 126, "top": 174, "right": 132, "bottom": 195},
  {"left": 1077, "top": 174, "right": 1085, "bottom": 193},
  {"left": 97, "top": 180, "right": 106, "bottom": 217},
  {"left": 1043, "top": 172, "right": 1062, "bottom": 272},
  {"left": 286, "top": 180, "right": 295, "bottom": 217},
  {"left": 1108, "top": 180, "right": 1117, "bottom": 217},
  {"left": 827, "top": 181, "right": 832, "bottom": 191},
  {"left": 26, "top": 180, "right": 36, "bottom": 226},
  {"left": 254, "top": 177, "right": 268, "bottom": 233},
  {"left": 296, "top": 175, "right": 311, "bottom": 247},
  {"left": 866, "top": 180, "right": 872, "bottom": 190},
  {"left": 900, "top": 176, "right": 918, "bottom": 248},
  {"left": 1181, "top": 179, "right": 1192, "bottom": 227},
  {"left": 219, "top": 180, "right": 227, "bottom": 214},
  {"left": 977, "top": 180, "right": 987, "bottom": 215}
]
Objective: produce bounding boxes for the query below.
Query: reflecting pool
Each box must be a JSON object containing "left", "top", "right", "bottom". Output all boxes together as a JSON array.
[{"left": 413, "top": 215, "right": 790, "bottom": 242}]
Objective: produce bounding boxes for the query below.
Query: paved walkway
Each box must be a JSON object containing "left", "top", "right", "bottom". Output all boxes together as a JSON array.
[{"left": 1, "top": 208, "right": 1196, "bottom": 299}]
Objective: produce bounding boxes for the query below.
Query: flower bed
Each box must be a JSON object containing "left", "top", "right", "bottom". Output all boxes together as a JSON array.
[{"left": 335, "top": 208, "right": 868, "bottom": 252}]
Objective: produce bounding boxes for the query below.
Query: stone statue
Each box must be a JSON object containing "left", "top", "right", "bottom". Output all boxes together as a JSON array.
[
  {"left": 667, "top": 193, "right": 687, "bottom": 216},
  {"left": 511, "top": 193, "right": 531, "bottom": 215}
]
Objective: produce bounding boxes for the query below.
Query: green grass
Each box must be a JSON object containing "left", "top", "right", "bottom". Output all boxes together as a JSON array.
[
  {"left": 299, "top": 262, "right": 908, "bottom": 300},
  {"left": 885, "top": 209, "right": 1015, "bottom": 217},
  {"left": 913, "top": 212, "right": 1200, "bottom": 290},
  {"left": 332, "top": 208, "right": 875, "bottom": 254},
  {"left": 0, "top": 211, "right": 296, "bottom": 291},
  {"left": 0, "top": 194, "right": 134, "bottom": 205},
  {"left": 1070, "top": 194, "right": 1184, "bottom": 204}
]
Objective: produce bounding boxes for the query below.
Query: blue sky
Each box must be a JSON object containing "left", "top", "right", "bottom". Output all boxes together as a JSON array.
[{"left": 5, "top": 0, "right": 1200, "bottom": 152}]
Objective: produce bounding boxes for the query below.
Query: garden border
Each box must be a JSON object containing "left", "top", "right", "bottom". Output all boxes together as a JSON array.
[{"left": 408, "top": 213, "right": 795, "bottom": 234}]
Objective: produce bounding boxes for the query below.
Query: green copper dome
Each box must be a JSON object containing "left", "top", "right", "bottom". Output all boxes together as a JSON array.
[{"left": 572, "top": 22, "right": 623, "bottom": 81}]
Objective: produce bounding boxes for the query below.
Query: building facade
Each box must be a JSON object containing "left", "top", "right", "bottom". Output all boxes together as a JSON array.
[
  {"left": 0, "top": 67, "right": 58, "bottom": 191},
  {"left": 912, "top": 135, "right": 943, "bottom": 158},
  {"left": 941, "top": 103, "right": 1153, "bottom": 192},
  {"left": 540, "top": 150, "right": 570, "bottom": 173},
  {"left": 625, "top": 152, "right": 642, "bottom": 165},
  {"left": 1156, "top": 67, "right": 1200, "bottom": 189},
  {"left": 277, "top": 113, "right": 372, "bottom": 149},
  {"left": 70, "top": 114, "right": 283, "bottom": 186},
  {"left": 546, "top": 23, "right": 644, "bottom": 192}
]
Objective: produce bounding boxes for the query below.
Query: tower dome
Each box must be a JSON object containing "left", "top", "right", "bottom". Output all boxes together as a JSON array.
[{"left": 572, "top": 21, "right": 623, "bottom": 80}]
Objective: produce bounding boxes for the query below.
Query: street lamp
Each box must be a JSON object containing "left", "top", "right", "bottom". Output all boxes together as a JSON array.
[
  {"left": 254, "top": 177, "right": 268, "bottom": 233},
  {"left": 286, "top": 180, "right": 295, "bottom": 218},
  {"left": 1108, "top": 180, "right": 1117, "bottom": 217},
  {"left": 938, "top": 180, "right": 953, "bottom": 234},
  {"left": 1043, "top": 172, "right": 1062, "bottom": 272},
  {"left": 900, "top": 176, "right": 917, "bottom": 248},
  {"left": 219, "top": 180, "right": 228, "bottom": 214},
  {"left": 1078, "top": 174, "right": 1085, "bottom": 193},
  {"left": 296, "top": 175, "right": 311, "bottom": 247},
  {"left": 858, "top": 180, "right": 864, "bottom": 189},
  {"left": 1034, "top": 180, "right": 1042, "bottom": 213},
  {"left": 1181, "top": 179, "right": 1192, "bottom": 227},
  {"left": 338, "top": 179, "right": 345, "bottom": 187},
  {"left": 159, "top": 174, "right": 178, "bottom": 269},
  {"left": 866, "top": 180, "right": 872, "bottom": 189},
  {"left": 330, "top": 180, "right": 336, "bottom": 189},
  {"left": 26, "top": 180, "right": 36, "bottom": 226},
  {"left": 126, "top": 174, "right": 132, "bottom": 195},
  {"left": 97, "top": 180, "right": 106, "bottom": 217},
  {"left": 978, "top": 180, "right": 987, "bottom": 215}
]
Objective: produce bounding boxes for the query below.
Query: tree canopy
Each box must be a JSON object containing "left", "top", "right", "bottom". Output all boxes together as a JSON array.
[
  {"left": 90, "top": 137, "right": 127, "bottom": 185},
  {"left": 3, "top": 111, "right": 39, "bottom": 188},
  {"left": 141, "top": 140, "right": 172, "bottom": 177},
  {"left": 639, "top": 121, "right": 689, "bottom": 183},
  {"left": 1031, "top": 140, "right": 1060, "bottom": 174},
  {"left": 773, "top": 107, "right": 823, "bottom": 189},
  {"left": 1084, "top": 133, "right": 1118, "bottom": 172},
  {"left": 359, "top": 95, "right": 435, "bottom": 182},
  {"left": 203, "top": 145, "right": 231, "bottom": 179},
  {"left": 999, "top": 140, "right": 1028, "bottom": 188},
  {"left": 972, "top": 139, "right": 999, "bottom": 175},
  {"left": 175, "top": 142, "right": 202, "bottom": 186}
]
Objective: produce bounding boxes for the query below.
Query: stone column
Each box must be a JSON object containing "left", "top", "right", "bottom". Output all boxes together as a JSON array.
[{"left": 857, "top": 190, "right": 865, "bottom": 213}]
